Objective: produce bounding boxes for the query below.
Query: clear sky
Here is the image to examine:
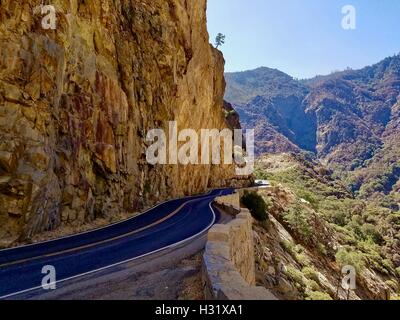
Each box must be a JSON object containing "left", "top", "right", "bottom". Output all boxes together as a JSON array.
[{"left": 207, "top": 0, "right": 400, "bottom": 79}]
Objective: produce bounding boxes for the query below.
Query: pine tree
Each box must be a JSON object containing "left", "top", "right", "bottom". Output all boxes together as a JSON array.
[{"left": 215, "top": 33, "right": 226, "bottom": 48}]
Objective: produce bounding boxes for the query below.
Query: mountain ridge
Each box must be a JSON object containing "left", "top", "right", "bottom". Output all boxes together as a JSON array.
[{"left": 226, "top": 54, "right": 400, "bottom": 199}]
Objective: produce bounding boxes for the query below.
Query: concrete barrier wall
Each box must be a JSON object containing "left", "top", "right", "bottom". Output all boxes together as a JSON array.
[
  {"left": 214, "top": 193, "right": 240, "bottom": 208},
  {"left": 202, "top": 195, "right": 277, "bottom": 300}
]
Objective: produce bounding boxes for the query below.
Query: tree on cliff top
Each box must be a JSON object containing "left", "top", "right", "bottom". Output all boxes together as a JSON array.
[{"left": 215, "top": 33, "right": 226, "bottom": 48}]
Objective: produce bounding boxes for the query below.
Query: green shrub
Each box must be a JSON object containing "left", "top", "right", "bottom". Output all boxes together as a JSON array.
[
  {"left": 295, "top": 253, "right": 311, "bottom": 267},
  {"left": 387, "top": 213, "right": 400, "bottom": 225},
  {"left": 280, "top": 240, "right": 295, "bottom": 255},
  {"left": 316, "top": 243, "right": 328, "bottom": 256},
  {"left": 284, "top": 266, "right": 306, "bottom": 288},
  {"left": 361, "top": 224, "right": 384, "bottom": 245},
  {"left": 306, "top": 291, "right": 333, "bottom": 300},
  {"left": 302, "top": 267, "right": 320, "bottom": 283},
  {"left": 240, "top": 191, "right": 269, "bottom": 221},
  {"left": 306, "top": 279, "right": 321, "bottom": 292},
  {"left": 330, "top": 211, "right": 348, "bottom": 227},
  {"left": 335, "top": 248, "right": 365, "bottom": 273},
  {"left": 347, "top": 218, "right": 365, "bottom": 240},
  {"left": 298, "top": 190, "right": 320, "bottom": 209},
  {"left": 283, "top": 205, "right": 312, "bottom": 241},
  {"left": 385, "top": 280, "right": 399, "bottom": 292},
  {"left": 382, "top": 259, "right": 396, "bottom": 275},
  {"left": 294, "top": 244, "right": 305, "bottom": 254}
]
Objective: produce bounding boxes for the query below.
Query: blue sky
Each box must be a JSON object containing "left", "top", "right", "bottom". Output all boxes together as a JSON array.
[{"left": 207, "top": 0, "right": 400, "bottom": 78}]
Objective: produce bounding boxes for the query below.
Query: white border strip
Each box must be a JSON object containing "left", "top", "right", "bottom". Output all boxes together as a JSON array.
[{"left": 0, "top": 196, "right": 220, "bottom": 300}]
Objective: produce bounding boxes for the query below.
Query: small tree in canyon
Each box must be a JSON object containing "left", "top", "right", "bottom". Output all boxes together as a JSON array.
[{"left": 215, "top": 33, "right": 226, "bottom": 48}]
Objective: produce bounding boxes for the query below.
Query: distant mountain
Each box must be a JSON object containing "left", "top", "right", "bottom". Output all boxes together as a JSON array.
[{"left": 225, "top": 55, "right": 400, "bottom": 198}]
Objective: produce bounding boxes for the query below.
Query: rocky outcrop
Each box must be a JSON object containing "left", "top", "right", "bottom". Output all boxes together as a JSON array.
[
  {"left": 223, "top": 101, "right": 241, "bottom": 131},
  {"left": 0, "top": 0, "right": 250, "bottom": 244}
]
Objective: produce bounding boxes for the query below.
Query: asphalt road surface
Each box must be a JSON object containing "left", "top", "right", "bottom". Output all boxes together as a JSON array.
[{"left": 0, "top": 188, "right": 234, "bottom": 299}]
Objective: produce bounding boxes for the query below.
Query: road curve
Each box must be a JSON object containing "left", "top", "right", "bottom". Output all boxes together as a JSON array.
[{"left": 0, "top": 188, "right": 234, "bottom": 299}]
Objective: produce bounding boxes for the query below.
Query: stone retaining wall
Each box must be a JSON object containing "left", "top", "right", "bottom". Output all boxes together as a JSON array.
[
  {"left": 213, "top": 193, "right": 241, "bottom": 216},
  {"left": 202, "top": 195, "right": 277, "bottom": 300}
]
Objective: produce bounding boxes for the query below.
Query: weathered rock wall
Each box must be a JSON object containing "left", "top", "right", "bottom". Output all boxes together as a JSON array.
[{"left": 0, "top": 0, "right": 249, "bottom": 243}]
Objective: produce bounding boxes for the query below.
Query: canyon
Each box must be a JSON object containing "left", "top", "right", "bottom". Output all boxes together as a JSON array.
[
  {"left": 0, "top": 0, "right": 249, "bottom": 245},
  {"left": 224, "top": 60, "right": 400, "bottom": 299},
  {"left": 225, "top": 56, "right": 400, "bottom": 201},
  {"left": 1, "top": 0, "right": 398, "bottom": 302}
]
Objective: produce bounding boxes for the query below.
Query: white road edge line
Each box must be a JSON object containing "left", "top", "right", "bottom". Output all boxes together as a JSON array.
[
  {"left": 0, "top": 190, "right": 214, "bottom": 253},
  {"left": 0, "top": 192, "right": 222, "bottom": 300}
]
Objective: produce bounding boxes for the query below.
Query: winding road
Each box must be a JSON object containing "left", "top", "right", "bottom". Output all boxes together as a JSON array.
[{"left": 0, "top": 188, "right": 234, "bottom": 299}]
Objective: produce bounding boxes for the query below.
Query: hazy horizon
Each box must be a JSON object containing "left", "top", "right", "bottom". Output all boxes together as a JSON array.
[{"left": 223, "top": 52, "right": 399, "bottom": 80}]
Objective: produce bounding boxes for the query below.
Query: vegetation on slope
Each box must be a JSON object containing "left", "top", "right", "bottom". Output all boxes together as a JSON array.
[{"left": 253, "top": 153, "right": 400, "bottom": 300}]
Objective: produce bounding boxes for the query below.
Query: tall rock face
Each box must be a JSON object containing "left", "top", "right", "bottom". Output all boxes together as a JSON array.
[{"left": 0, "top": 0, "right": 248, "bottom": 243}]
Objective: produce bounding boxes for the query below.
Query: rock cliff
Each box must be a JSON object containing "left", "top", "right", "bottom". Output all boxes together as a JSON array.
[{"left": 0, "top": 0, "right": 247, "bottom": 243}]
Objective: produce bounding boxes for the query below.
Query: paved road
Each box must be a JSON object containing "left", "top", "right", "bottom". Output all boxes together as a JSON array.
[{"left": 0, "top": 188, "right": 234, "bottom": 299}]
